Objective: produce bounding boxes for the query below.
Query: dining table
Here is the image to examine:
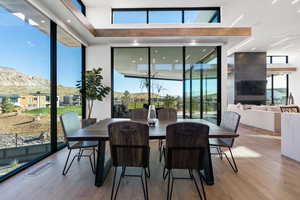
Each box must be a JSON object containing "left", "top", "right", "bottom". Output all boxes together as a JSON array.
[{"left": 66, "top": 118, "right": 239, "bottom": 187}]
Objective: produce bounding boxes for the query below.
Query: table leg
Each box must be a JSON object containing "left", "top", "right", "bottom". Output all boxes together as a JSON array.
[
  {"left": 200, "top": 146, "right": 214, "bottom": 185},
  {"left": 95, "top": 140, "right": 112, "bottom": 187}
]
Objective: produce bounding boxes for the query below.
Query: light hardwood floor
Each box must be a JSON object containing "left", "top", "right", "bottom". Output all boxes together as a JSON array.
[{"left": 1, "top": 126, "right": 300, "bottom": 200}]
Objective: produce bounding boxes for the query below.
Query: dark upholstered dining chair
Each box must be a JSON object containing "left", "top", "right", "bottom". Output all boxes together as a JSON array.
[
  {"left": 129, "top": 108, "right": 148, "bottom": 121},
  {"left": 163, "top": 122, "right": 209, "bottom": 200},
  {"left": 108, "top": 121, "right": 150, "bottom": 200},
  {"left": 157, "top": 108, "right": 177, "bottom": 162},
  {"left": 210, "top": 111, "right": 241, "bottom": 173},
  {"left": 60, "top": 112, "right": 97, "bottom": 176}
]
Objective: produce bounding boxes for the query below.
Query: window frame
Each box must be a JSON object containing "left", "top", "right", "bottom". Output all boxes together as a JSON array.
[
  {"left": 267, "top": 55, "right": 289, "bottom": 64},
  {"left": 111, "top": 7, "right": 221, "bottom": 24},
  {"left": 0, "top": 4, "right": 86, "bottom": 182}
]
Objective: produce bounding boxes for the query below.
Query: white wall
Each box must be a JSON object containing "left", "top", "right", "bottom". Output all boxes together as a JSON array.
[{"left": 86, "top": 45, "right": 111, "bottom": 120}]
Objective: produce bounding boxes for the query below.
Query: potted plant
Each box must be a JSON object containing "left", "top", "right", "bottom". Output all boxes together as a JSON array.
[{"left": 77, "top": 67, "right": 111, "bottom": 127}]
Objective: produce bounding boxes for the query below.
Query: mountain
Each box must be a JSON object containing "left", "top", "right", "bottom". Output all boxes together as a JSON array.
[{"left": 0, "top": 66, "right": 79, "bottom": 96}]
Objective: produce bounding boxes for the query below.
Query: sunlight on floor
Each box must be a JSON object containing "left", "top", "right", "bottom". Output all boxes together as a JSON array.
[
  {"left": 224, "top": 146, "right": 262, "bottom": 158},
  {"left": 245, "top": 134, "right": 281, "bottom": 140}
]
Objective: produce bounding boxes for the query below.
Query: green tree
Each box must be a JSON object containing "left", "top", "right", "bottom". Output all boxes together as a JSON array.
[
  {"left": 163, "top": 95, "right": 176, "bottom": 108},
  {"left": 121, "top": 90, "right": 131, "bottom": 105},
  {"left": 1, "top": 102, "right": 16, "bottom": 113},
  {"left": 77, "top": 67, "right": 111, "bottom": 119}
]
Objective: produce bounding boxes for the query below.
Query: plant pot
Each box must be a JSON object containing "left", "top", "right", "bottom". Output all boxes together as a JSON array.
[{"left": 82, "top": 118, "right": 97, "bottom": 128}]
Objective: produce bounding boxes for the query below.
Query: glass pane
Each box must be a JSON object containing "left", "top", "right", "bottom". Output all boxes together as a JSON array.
[
  {"left": 113, "top": 48, "right": 149, "bottom": 118},
  {"left": 184, "top": 10, "right": 220, "bottom": 23},
  {"left": 149, "top": 10, "right": 182, "bottom": 24},
  {"left": 0, "top": 1, "right": 51, "bottom": 176},
  {"left": 266, "top": 75, "right": 272, "bottom": 105},
  {"left": 57, "top": 27, "right": 82, "bottom": 147},
  {"left": 113, "top": 10, "right": 147, "bottom": 24},
  {"left": 202, "top": 49, "right": 218, "bottom": 124},
  {"left": 273, "top": 74, "right": 287, "bottom": 105},
  {"left": 272, "top": 56, "right": 287, "bottom": 64},
  {"left": 150, "top": 47, "right": 183, "bottom": 118},
  {"left": 186, "top": 47, "right": 218, "bottom": 123}
]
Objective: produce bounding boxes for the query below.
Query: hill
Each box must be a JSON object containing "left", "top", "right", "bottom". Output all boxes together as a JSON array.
[{"left": 0, "top": 66, "right": 78, "bottom": 97}]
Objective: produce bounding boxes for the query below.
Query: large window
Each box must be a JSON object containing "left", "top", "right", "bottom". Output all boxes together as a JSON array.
[
  {"left": 112, "top": 46, "right": 221, "bottom": 124},
  {"left": 266, "top": 74, "right": 289, "bottom": 105},
  {"left": 112, "top": 8, "right": 220, "bottom": 24},
  {"left": 266, "top": 56, "right": 289, "bottom": 105},
  {"left": 267, "top": 56, "right": 288, "bottom": 64},
  {"left": 0, "top": 1, "right": 85, "bottom": 181},
  {"left": 57, "top": 27, "right": 83, "bottom": 148}
]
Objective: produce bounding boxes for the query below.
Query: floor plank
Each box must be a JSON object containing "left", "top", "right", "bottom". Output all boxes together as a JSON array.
[{"left": 1, "top": 126, "right": 300, "bottom": 200}]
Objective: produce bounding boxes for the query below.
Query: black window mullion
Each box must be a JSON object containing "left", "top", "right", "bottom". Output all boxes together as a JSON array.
[
  {"left": 50, "top": 20, "right": 57, "bottom": 153},
  {"left": 182, "top": 47, "right": 186, "bottom": 118},
  {"left": 81, "top": 45, "right": 86, "bottom": 119},
  {"left": 148, "top": 47, "right": 151, "bottom": 106},
  {"left": 146, "top": 10, "right": 149, "bottom": 24},
  {"left": 286, "top": 74, "right": 289, "bottom": 105},
  {"left": 182, "top": 10, "right": 184, "bottom": 23},
  {"left": 271, "top": 74, "right": 274, "bottom": 105}
]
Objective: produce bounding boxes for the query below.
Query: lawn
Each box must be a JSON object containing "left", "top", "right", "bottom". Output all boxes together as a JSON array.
[{"left": 22, "top": 105, "right": 82, "bottom": 115}]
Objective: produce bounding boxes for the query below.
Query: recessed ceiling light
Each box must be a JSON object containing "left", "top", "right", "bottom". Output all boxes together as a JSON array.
[
  {"left": 139, "top": 57, "right": 143, "bottom": 61},
  {"left": 154, "top": 50, "right": 158, "bottom": 53},
  {"left": 133, "top": 40, "right": 139, "bottom": 46},
  {"left": 152, "top": 58, "right": 156, "bottom": 63},
  {"left": 162, "top": 56, "right": 166, "bottom": 60},
  {"left": 41, "top": 20, "right": 45, "bottom": 23},
  {"left": 251, "top": 47, "right": 257, "bottom": 51},
  {"left": 292, "top": 0, "right": 299, "bottom": 4},
  {"left": 271, "top": 0, "right": 279, "bottom": 5},
  {"left": 297, "top": 9, "right": 300, "bottom": 13},
  {"left": 175, "top": 59, "right": 179, "bottom": 63},
  {"left": 190, "top": 40, "right": 196, "bottom": 45},
  {"left": 67, "top": 19, "right": 72, "bottom": 23},
  {"left": 132, "top": 60, "right": 136, "bottom": 63}
]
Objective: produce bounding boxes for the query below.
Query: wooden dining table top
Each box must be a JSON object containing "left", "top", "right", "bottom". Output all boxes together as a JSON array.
[{"left": 67, "top": 118, "right": 239, "bottom": 141}]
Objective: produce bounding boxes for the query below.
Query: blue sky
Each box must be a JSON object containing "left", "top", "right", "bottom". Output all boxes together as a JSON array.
[{"left": 0, "top": 8, "right": 81, "bottom": 87}]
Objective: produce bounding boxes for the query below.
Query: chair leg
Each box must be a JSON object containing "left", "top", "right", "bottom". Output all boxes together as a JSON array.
[
  {"left": 144, "top": 168, "right": 149, "bottom": 200},
  {"left": 141, "top": 168, "right": 149, "bottom": 200},
  {"left": 145, "top": 166, "right": 151, "bottom": 178},
  {"left": 169, "top": 171, "right": 174, "bottom": 200},
  {"left": 93, "top": 147, "right": 96, "bottom": 172},
  {"left": 159, "top": 140, "right": 163, "bottom": 162},
  {"left": 163, "top": 167, "right": 169, "bottom": 180},
  {"left": 167, "top": 170, "right": 171, "bottom": 200},
  {"left": 217, "top": 147, "right": 223, "bottom": 160},
  {"left": 224, "top": 147, "right": 238, "bottom": 173},
  {"left": 62, "top": 150, "right": 77, "bottom": 176},
  {"left": 88, "top": 154, "right": 95, "bottom": 174},
  {"left": 62, "top": 149, "right": 72, "bottom": 175},
  {"left": 113, "top": 167, "right": 123, "bottom": 200},
  {"left": 198, "top": 172, "right": 207, "bottom": 200},
  {"left": 190, "top": 170, "right": 203, "bottom": 200},
  {"left": 111, "top": 167, "right": 117, "bottom": 200},
  {"left": 77, "top": 148, "right": 83, "bottom": 162}
]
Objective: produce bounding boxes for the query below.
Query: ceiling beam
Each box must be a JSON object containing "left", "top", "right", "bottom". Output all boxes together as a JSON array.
[{"left": 95, "top": 27, "right": 251, "bottom": 37}]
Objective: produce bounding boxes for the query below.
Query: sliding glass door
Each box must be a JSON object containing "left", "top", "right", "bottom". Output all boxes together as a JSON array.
[
  {"left": 150, "top": 47, "right": 183, "bottom": 118},
  {"left": 112, "top": 48, "right": 149, "bottom": 118},
  {"left": 112, "top": 46, "right": 221, "bottom": 123}
]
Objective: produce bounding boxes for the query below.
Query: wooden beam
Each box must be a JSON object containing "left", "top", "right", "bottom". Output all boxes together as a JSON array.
[
  {"left": 61, "top": 0, "right": 96, "bottom": 36},
  {"left": 267, "top": 67, "right": 297, "bottom": 72},
  {"left": 95, "top": 27, "right": 251, "bottom": 37}
]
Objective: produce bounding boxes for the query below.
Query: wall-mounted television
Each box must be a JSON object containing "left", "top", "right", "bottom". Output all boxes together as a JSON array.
[{"left": 237, "top": 80, "right": 267, "bottom": 95}]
